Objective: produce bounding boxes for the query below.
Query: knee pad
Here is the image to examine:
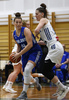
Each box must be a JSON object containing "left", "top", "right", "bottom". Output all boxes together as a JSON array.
[
  {"left": 42, "top": 69, "right": 54, "bottom": 80},
  {"left": 45, "top": 71, "right": 54, "bottom": 80},
  {"left": 24, "top": 62, "right": 34, "bottom": 83},
  {"left": 24, "top": 62, "right": 34, "bottom": 76},
  {"left": 42, "top": 62, "right": 55, "bottom": 80}
]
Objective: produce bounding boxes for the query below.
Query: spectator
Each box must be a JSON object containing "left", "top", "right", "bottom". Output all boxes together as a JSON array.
[{"left": 52, "top": 44, "right": 69, "bottom": 83}]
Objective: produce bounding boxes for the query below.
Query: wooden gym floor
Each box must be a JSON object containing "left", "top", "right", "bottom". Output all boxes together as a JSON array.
[{"left": 0, "top": 83, "right": 69, "bottom": 100}]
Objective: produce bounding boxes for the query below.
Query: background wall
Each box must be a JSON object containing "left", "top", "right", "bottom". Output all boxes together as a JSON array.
[
  {"left": 0, "top": 0, "right": 69, "bottom": 60},
  {"left": 0, "top": 0, "right": 69, "bottom": 16}
]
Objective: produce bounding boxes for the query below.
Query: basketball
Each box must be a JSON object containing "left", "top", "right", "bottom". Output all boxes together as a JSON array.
[{"left": 9, "top": 52, "right": 21, "bottom": 63}]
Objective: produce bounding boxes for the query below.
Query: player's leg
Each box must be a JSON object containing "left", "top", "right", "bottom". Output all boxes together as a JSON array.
[
  {"left": 3, "top": 63, "right": 22, "bottom": 93},
  {"left": 42, "top": 59, "right": 69, "bottom": 99},
  {"left": 17, "top": 50, "right": 42, "bottom": 99}
]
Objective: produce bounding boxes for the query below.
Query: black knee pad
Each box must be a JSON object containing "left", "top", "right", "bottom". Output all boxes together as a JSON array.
[
  {"left": 42, "top": 69, "right": 54, "bottom": 80},
  {"left": 42, "top": 59, "right": 55, "bottom": 80}
]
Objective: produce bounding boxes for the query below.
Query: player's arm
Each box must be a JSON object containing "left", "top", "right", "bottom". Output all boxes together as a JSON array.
[
  {"left": 61, "top": 58, "right": 69, "bottom": 65},
  {"left": 35, "top": 18, "right": 47, "bottom": 36},
  {"left": 37, "top": 40, "right": 46, "bottom": 45},
  {"left": 14, "top": 28, "right": 33, "bottom": 59},
  {"left": 19, "top": 28, "right": 33, "bottom": 56}
]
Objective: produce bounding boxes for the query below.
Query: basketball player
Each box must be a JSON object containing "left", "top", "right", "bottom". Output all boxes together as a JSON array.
[
  {"left": 34, "top": 3, "right": 69, "bottom": 100},
  {"left": 3, "top": 12, "right": 43, "bottom": 99}
]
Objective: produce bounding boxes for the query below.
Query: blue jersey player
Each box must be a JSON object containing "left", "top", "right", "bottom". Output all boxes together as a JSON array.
[{"left": 12, "top": 12, "right": 42, "bottom": 99}]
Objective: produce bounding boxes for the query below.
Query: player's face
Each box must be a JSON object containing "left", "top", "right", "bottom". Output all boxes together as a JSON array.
[
  {"left": 26, "top": 22, "right": 30, "bottom": 29},
  {"left": 14, "top": 18, "right": 22, "bottom": 30},
  {"left": 35, "top": 10, "right": 43, "bottom": 21}
]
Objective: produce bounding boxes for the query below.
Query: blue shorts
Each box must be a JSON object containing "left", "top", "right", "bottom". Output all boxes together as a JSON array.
[{"left": 22, "top": 50, "right": 42, "bottom": 71}]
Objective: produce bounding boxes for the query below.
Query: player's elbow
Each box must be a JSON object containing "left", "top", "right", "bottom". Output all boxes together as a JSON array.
[
  {"left": 67, "top": 59, "right": 69, "bottom": 63},
  {"left": 67, "top": 59, "right": 69, "bottom": 64},
  {"left": 31, "top": 43, "right": 33, "bottom": 48},
  {"left": 29, "top": 42, "right": 33, "bottom": 48}
]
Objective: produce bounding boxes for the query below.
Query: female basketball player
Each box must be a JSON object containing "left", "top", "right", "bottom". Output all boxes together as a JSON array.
[
  {"left": 34, "top": 3, "right": 69, "bottom": 100},
  {"left": 2, "top": 44, "right": 23, "bottom": 93},
  {"left": 12, "top": 12, "right": 43, "bottom": 99},
  {"left": 2, "top": 20, "right": 44, "bottom": 94}
]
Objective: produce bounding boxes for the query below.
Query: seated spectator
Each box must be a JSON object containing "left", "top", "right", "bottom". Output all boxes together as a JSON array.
[{"left": 52, "top": 44, "right": 69, "bottom": 83}]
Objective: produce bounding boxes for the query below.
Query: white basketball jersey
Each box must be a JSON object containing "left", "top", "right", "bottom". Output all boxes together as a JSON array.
[
  {"left": 12, "top": 43, "right": 17, "bottom": 52},
  {"left": 40, "top": 20, "right": 57, "bottom": 48},
  {"left": 39, "top": 20, "right": 64, "bottom": 64}
]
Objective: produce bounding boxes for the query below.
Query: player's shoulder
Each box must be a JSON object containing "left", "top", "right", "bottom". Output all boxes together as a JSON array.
[{"left": 40, "top": 18, "right": 48, "bottom": 25}]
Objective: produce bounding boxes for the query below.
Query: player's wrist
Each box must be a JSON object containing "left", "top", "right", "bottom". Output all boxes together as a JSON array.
[{"left": 61, "top": 63, "right": 64, "bottom": 65}]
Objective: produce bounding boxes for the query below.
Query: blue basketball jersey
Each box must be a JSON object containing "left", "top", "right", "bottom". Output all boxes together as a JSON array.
[
  {"left": 13, "top": 27, "right": 36, "bottom": 49},
  {"left": 61, "top": 51, "right": 69, "bottom": 63},
  {"left": 13, "top": 27, "right": 41, "bottom": 53},
  {"left": 13, "top": 27, "right": 42, "bottom": 71}
]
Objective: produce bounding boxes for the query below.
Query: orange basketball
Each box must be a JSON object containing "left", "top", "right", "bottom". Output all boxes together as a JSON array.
[{"left": 9, "top": 52, "right": 21, "bottom": 63}]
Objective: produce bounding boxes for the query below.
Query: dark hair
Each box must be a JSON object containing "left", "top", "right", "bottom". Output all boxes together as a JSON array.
[
  {"left": 36, "top": 3, "right": 48, "bottom": 18},
  {"left": 14, "top": 12, "right": 22, "bottom": 21}
]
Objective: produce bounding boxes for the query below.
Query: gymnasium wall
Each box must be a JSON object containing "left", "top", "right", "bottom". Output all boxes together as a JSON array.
[
  {"left": 0, "top": 12, "right": 69, "bottom": 60},
  {"left": 0, "top": 0, "right": 69, "bottom": 16},
  {"left": 0, "top": 0, "right": 69, "bottom": 60}
]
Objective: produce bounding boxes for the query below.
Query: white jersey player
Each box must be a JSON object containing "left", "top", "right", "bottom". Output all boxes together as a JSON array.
[{"left": 35, "top": 3, "right": 69, "bottom": 100}]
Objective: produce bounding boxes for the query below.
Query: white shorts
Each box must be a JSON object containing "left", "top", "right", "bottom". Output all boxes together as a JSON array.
[
  {"left": 45, "top": 41, "right": 64, "bottom": 64},
  {"left": 13, "top": 60, "right": 22, "bottom": 66}
]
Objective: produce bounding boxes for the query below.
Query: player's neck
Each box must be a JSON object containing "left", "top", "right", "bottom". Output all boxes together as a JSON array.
[{"left": 16, "top": 29, "right": 21, "bottom": 36}]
